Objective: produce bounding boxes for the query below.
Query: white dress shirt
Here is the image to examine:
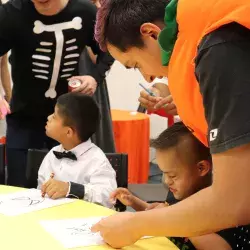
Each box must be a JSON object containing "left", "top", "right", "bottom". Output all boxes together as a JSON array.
[{"left": 37, "top": 139, "right": 117, "bottom": 208}]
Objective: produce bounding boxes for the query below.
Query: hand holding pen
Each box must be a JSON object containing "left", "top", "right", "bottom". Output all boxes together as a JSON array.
[
  {"left": 138, "top": 83, "right": 177, "bottom": 115},
  {"left": 41, "top": 172, "right": 55, "bottom": 197},
  {"left": 138, "top": 83, "right": 161, "bottom": 109}
]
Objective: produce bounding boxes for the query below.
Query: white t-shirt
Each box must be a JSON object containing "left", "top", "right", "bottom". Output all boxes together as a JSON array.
[{"left": 153, "top": 77, "right": 168, "bottom": 85}]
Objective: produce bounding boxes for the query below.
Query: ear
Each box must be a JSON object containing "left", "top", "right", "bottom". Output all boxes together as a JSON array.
[
  {"left": 66, "top": 127, "right": 74, "bottom": 138},
  {"left": 196, "top": 160, "right": 212, "bottom": 177},
  {"left": 140, "top": 23, "right": 161, "bottom": 40}
]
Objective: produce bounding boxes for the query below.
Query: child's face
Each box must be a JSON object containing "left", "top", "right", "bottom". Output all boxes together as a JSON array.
[
  {"left": 156, "top": 148, "right": 209, "bottom": 200},
  {"left": 45, "top": 105, "right": 68, "bottom": 142}
]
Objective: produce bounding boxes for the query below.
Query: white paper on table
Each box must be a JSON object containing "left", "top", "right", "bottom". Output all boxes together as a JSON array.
[
  {"left": 40, "top": 217, "right": 106, "bottom": 249},
  {"left": 0, "top": 189, "right": 75, "bottom": 216}
]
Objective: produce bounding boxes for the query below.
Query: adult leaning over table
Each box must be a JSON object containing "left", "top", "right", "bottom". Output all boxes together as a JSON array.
[{"left": 91, "top": 0, "right": 250, "bottom": 248}]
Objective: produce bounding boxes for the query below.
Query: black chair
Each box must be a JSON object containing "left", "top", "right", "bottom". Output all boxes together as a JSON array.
[
  {"left": 0, "top": 144, "right": 5, "bottom": 185},
  {"left": 26, "top": 149, "right": 48, "bottom": 189},
  {"left": 105, "top": 153, "right": 128, "bottom": 211},
  {"left": 26, "top": 149, "right": 128, "bottom": 211}
]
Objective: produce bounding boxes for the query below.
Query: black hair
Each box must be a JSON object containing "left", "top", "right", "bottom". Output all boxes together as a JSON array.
[
  {"left": 95, "top": 0, "right": 169, "bottom": 52},
  {"left": 150, "top": 122, "right": 212, "bottom": 165},
  {"left": 57, "top": 93, "right": 100, "bottom": 142}
]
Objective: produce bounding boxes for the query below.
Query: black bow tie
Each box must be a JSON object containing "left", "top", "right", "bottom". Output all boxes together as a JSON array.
[{"left": 53, "top": 151, "right": 77, "bottom": 161}]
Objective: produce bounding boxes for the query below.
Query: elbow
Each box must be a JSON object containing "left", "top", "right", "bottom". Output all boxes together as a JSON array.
[
  {"left": 213, "top": 186, "right": 250, "bottom": 227},
  {"left": 235, "top": 202, "right": 250, "bottom": 226},
  {"left": 227, "top": 191, "right": 250, "bottom": 226}
]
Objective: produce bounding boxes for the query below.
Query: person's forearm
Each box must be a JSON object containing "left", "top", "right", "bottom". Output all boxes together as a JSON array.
[
  {"left": 1, "top": 55, "right": 12, "bottom": 101},
  {"left": 131, "top": 145, "right": 250, "bottom": 238},
  {"left": 132, "top": 186, "right": 246, "bottom": 237},
  {"left": 130, "top": 196, "right": 149, "bottom": 211}
]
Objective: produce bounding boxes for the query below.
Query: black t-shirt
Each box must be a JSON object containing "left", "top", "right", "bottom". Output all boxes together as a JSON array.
[
  {"left": 166, "top": 191, "right": 250, "bottom": 249},
  {"left": 195, "top": 22, "right": 250, "bottom": 154},
  {"left": 0, "top": 0, "right": 113, "bottom": 119}
]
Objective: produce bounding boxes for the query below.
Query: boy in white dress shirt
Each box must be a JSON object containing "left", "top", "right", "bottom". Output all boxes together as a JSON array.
[{"left": 37, "top": 92, "right": 117, "bottom": 208}]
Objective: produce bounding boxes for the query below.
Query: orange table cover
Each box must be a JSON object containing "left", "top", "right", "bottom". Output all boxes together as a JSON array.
[{"left": 111, "top": 110, "right": 150, "bottom": 183}]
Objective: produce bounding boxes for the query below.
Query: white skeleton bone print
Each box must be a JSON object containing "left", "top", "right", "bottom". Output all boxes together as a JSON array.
[{"left": 32, "top": 17, "right": 82, "bottom": 99}]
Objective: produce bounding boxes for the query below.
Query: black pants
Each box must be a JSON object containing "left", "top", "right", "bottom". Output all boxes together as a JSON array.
[{"left": 6, "top": 115, "right": 58, "bottom": 187}]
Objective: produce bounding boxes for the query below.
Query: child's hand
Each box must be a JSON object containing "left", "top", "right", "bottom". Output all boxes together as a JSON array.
[
  {"left": 110, "top": 188, "right": 135, "bottom": 206},
  {"left": 145, "top": 202, "right": 169, "bottom": 211},
  {"left": 41, "top": 179, "right": 69, "bottom": 199}
]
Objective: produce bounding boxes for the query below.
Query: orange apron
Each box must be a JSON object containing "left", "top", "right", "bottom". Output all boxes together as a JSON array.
[{"left": 163, "top": 0, "right": 250, "bottom": 146}]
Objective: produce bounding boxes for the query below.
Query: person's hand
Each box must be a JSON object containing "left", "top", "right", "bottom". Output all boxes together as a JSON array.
[
  {"left": 145, "top": 202, "right": 169, "bottom": 211},
  {"left": 138, "top": 86, "right": 160, "bottom": 110},
  {"left": 69, "top": 76, "right": 97, "bottom": 96},
  {"left": 154, "top": 95, "right": 178, "bottom": 115},
  {"left": 0, "top": 97, "right": 10, "bottom": 119},
  {"left": 139, "top": 88, "right": 177, "bottom": 115},
  {"left": 110, "top": 188, "right": 135, "bottom": 206},
  {"left": 91, "top": 212, "right": 141, "bottom": 248},
  {"left": 41, "top": 179, "right": 69, "bottom": 199}
]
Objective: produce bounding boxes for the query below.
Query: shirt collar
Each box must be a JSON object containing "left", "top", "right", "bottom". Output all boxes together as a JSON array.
[{"left": 60, "top": 139, "right": 93, "bottom": 158}]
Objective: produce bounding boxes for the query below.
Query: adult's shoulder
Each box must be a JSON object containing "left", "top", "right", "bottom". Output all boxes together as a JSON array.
[{"left": 197, "top": 22, "right": 250, "bottom": 56}]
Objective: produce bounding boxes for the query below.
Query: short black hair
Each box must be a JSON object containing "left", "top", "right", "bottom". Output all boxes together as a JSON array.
[
  {"left": 95, "top": 0, "right": 169, "bottom": 52},
  {"left": 57, "top": 93, "right": 100, "bottom": 142},
  {"left": 151, "top": 122, "right": 212, "bottom": 165}
]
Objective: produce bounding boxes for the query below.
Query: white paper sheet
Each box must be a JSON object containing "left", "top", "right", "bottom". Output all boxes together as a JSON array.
[
  {"left": 0, "top": 189, "right": 75, "bottom": 216},
  {"left": 40, "top": 217, "right": 106, "bottom": 248}
]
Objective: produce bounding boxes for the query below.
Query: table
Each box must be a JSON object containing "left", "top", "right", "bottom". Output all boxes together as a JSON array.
[
  {"left": 0, "top": 186, "right": 178, "bottom": 250},
  {"left": 111, "top": 110, "right": 150, "bottom": 183}
]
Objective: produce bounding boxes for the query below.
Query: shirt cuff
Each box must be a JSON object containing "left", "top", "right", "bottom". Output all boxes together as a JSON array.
[
  {"left": 66, "top": 182, "right": 85, "bottom": 199},
  {"left": 66, "top": 182, "right": 71, "bottom": 197}
]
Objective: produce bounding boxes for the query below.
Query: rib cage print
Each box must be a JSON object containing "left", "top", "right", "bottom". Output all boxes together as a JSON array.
[{"left": 32, "top": 17, "right": 82, "bottom": 99}]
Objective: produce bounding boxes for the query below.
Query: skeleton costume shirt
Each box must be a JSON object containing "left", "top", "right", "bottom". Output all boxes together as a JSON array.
[{"left": 0, "top": 0, "right": 113, "bottom": 119}]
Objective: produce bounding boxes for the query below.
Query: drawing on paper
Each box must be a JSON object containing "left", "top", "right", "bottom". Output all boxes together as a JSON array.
[
  {"left": 0, "top": 189, "right": 74, "bottom": 216},
  {"left": 66, "top": 223, "right": 96, "bottom": 236},
  {"left": 0, "top": 196, "right": 45, "bottom": 207},
  {"left": 12, "top": 196, "right": 45, "bottom": 206},
  {"left": 40, "top": 217, "right": 106, "bottom": 248}
]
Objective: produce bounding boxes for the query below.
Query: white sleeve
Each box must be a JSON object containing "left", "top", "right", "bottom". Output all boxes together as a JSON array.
[
  {"left": 152, "top": 77, "right": 168, "bottom": 85},
  {"left": 37, "top": 151, "right": 52, "bottom": 189},
  {"left": 83, "top": 159, "right": 117, "bottom": 208}
]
